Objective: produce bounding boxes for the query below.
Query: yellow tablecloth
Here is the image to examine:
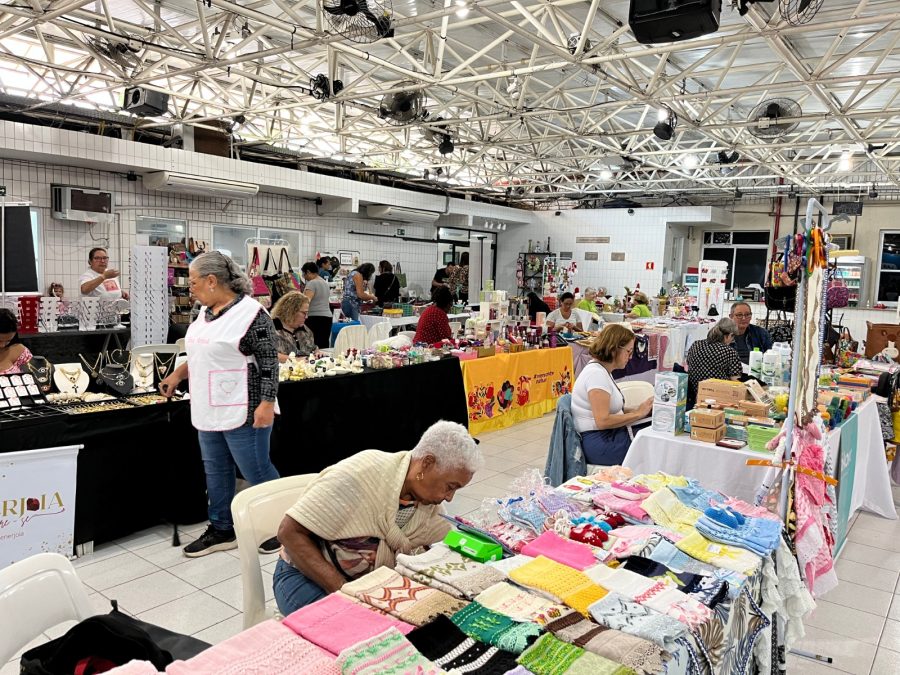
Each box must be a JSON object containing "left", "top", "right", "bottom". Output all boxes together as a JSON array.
[{"left": 460, "top": 347, "right": 574, "bottom": 435}]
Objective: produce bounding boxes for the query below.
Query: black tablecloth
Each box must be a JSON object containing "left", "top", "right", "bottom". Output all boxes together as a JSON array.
[
  {"left": 0, "top": 357, "right": 468, "bottom": 546},
  {"left": 270, "top": 356, "right": 469, "bottom": 476},
  {"left": 0, "top": 401, "right": 208, "bottom": 546},
  {"left": 19, "top": 328, "right": 130, "bottom": 364}
]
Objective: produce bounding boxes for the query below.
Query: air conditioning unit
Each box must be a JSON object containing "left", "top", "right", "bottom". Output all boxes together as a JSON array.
[
  {"left": 143, "top": 172, "right": 259, "bottom": 199},
  {"left": 51, "top": 185, "right": 115, "bottom": 224},
  {"left": 629, "top": 0, "right": 722, "bottom": 45},
  {"left": 365, "top": 205, "right": 441, "bottom": 224},
  {"left": 122, "top": 86, "right": 169, "bottom": 116}
]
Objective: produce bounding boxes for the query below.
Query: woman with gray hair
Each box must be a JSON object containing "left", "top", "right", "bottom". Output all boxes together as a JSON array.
[
  {"left": 159, "top": 251, "right": 282, "bottom": 558},
  {"left": 685, "top": 317, "right": 744, "bottom": 408},
  {"left": 273, "top": 420, "right": 482, "bottom": 614}
]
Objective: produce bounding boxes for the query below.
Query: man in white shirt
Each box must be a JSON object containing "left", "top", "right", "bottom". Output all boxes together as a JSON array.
[{"left": 80, "top": 247, "right": 129, "bottom": 299}]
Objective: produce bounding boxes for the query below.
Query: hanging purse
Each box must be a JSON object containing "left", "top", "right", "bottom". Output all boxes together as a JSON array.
[{"left": 247, "top": 246, "right": 271, "bottom": 308}]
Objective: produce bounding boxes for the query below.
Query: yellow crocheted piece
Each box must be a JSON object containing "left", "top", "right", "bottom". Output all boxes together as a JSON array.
[
  {"left": 562, "top": 584, "right": 608, "bottom": 617},
  {"left": 641, "top": 488, "right": 702, "bottom": 536},
  {"left": 632, "top": 472, "right": 689, "bottom": 491},
  {"left": 509, "top": 556, "right": 606, "bottom": 617},
  {"left": 675, "top": 531, "right": 762, "bottom": 576}
]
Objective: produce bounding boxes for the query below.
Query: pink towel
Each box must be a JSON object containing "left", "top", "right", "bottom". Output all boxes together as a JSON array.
[
  {"left": 166, "top": 620, "right": 338, "bottom": 675},
  {"left": 521, "top": 531, "right": 596, "bottom": 571},
  {"left": 283, "top": 592, "right": 415, "bottom": 655}
]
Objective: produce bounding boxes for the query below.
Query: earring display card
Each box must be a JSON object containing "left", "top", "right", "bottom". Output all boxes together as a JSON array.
[
  {"left": 0, "top": 373, "right": 50, "bottom": 409},
  {"left": 131, "top": 245, "right": 169, "bottom": 348}
]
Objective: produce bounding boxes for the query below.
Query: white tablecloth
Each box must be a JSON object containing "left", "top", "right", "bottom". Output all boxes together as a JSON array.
[
  {"left": 623, "top": 397, "right": 896, "bottom": 519},
  {"left": 358, "top": 312, "right": 470, "bottom": 331}
]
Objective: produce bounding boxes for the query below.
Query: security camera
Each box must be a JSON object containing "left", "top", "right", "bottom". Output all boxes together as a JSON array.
[{"left": 627, "top": 208, "right": 635, "bottom": 215}]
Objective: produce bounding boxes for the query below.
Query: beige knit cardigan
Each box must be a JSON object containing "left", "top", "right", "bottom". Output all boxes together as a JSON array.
[{"left": 285, "top": 450, "right": 451, "bottom": 568}]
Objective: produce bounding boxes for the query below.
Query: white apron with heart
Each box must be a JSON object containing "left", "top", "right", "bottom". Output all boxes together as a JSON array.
[{"left": 186, "top": 295, "right": 263, "bottom": 431}]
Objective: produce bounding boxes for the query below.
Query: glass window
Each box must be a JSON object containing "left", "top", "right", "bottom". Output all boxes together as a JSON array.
[
  {"left": 258, "top": 228, "right": 301, "bottom": 267},
  {"left": 31, "top": 208, "right": 41, "bottom": 290},
  {"left": 136, "top": 216, "right": 187, "bottom": 247},
  {"left": 732, "top": 231, "right": 770, "bottom": 245},
  {"left": 877, "top": 231, "right": 900, "bottom": 303},
  {"left": 212, "top": 225, "right": 255, "bottom": 268}
]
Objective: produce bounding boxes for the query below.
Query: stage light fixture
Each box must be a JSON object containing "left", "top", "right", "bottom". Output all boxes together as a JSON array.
[
  {"left": 438, "top": 135, "right": 454, "bottom": 155},
  {"left": 869, "top": 184, "right": 878, "bottom": 199},
  {"left": 653, "top": 107, "right": 677, "bottom": 141}
]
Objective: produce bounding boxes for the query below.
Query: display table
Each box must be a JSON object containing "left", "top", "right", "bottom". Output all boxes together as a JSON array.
[
  {"left": 460, "top": 347, "right": 574, "bottom": 435},
  {"left": 623, "top": 397, "right": 896, "bottom": 521},
  {"left": 270, "top": 357, "right": 468, "bottom": 476},
  {"left": 358, "top": 312, "right": 471, "bottom": 332},
  {"left": 0, "top": 401, "right": 208, "bottom": 547},
  {"left": 18, "top": 327, "right": 130, "bottom": 363}
]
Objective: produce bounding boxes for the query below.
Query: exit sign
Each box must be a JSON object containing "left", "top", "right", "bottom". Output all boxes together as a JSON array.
[
  {"left": 396, "top": 228, "right": 405, "bottom": 236},
  {"left": 0, "top": 186, "right": 6, "bottom": 196}
]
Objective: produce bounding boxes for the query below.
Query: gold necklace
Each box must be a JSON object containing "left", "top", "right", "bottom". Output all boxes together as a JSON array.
[
  {"left": 154, "top": 353, "right": 176, "bottom": 379},
  {"left": 134, "top": 356, "right": 153, "bottom": 379}
]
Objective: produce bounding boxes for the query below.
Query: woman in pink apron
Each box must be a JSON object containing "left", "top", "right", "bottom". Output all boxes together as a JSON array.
[{"left": 160, "top": 251, "right": 281, "bottom": 558}]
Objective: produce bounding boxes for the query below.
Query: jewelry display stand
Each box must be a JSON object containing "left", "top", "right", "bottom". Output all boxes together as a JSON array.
[
  {"left": 131, "top": 245, "right": 169, "bottom": 348},
  {"left": 52, "top": 363, "right": 90, "bottom": 395},
  {"left": 132, "top": 353, "right": 155, "bottom": 391}
]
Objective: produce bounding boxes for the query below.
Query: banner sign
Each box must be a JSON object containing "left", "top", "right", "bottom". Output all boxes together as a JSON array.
[
  {"left": 460, "top": 347, "right": 574, "bottom": 435},
  {"left": 1, "top": 445, "right": 79, "bottom": 568},
  {"left": 834, "top": 414, "right": 859, "bottom": 555}
]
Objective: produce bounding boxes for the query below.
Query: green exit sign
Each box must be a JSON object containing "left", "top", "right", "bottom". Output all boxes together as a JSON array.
[
  {"left": 0, "top": 186, "right": 6, "bottom": 196},
  {"left": 396, "top": 228, "right": 405, "bottom": 236}
]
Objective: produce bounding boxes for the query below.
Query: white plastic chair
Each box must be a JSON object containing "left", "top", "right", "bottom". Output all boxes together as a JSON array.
[
  {"left": 333, "top": 324, "right": 369, "bottom": 354},
  {"left": 131, "top": 343, "right": 180, "bottom": 358},
  {"left": 231, "top": 474, "right": 317, "bottom": 629},
  {"left": 399, "top": 330, "right": 418, "bottom": 343},
  {"left": 619, "top": 380, "right": 654, "bottom": 410},
  {"left": 175, "top": 337, "right": 186, "bottom": 354},
  {"left": 368, "top": 321, "right": 391, "bottom": 345},
  {"left": 0, "top": 553, "right": 98, "bottom": 663},
  {"left": 449, "top": 322, "right": 461, "bottom": 337}
]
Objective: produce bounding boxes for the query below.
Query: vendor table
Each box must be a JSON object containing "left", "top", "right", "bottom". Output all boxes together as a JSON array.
[
  {"left": 623, "top": 396, "right": 896, "bottom": 522},
  {"left": 570, "top": 334, "right": 659, "bottom": 382},
  {"left": 358, "top": 312, "right": 471, "bottom": 332},
  {"left": 270, "top": 356, "right": 468, "bottom": 476},
  {"left": 0, "top": 401, "right": 208, "bottom": 547},
  {"left": 460, "top": 347, "right": 574, "bottom": 436},
  {"left": 18, "top": 327, "right": 130, "bottom": 363}
]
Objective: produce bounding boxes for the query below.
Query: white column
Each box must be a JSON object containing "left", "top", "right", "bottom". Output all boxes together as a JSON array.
[{"left": 468, "top": 234, "right": 483, "bottom": 302}]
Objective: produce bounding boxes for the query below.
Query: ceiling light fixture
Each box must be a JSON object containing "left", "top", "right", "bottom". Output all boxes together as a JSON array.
[
  {"left": 653, "top": 107, "right": 677, "bottom": 141},
  {"left": 438, "top": 135, "right": 454, "bottom": 155},
  {"left": 839, "top": 149, "right": 852, "bottom": 171},
  {"left": 869, "top": 183, "right": 878, "bottom": 199},
  {"left": 681, "top": 154, "right": 699, "bottom": 170},
  {"left": 455, "top": 0, "right": 469, "bottom": 18}
]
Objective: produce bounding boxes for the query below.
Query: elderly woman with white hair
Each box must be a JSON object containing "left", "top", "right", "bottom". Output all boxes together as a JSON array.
[
  {"left": 273, "top": 420, "right": 482, "bottom": 614},
  {"left": 685, "top": 317, "right": 744, "bottom": 408}
]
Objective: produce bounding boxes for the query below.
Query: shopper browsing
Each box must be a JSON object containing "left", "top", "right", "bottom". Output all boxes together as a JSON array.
[
  {"left": 158, "top": 251, "right": 282, "bottom": 558},
  {"left": 301, "top": 262, "right": 333, "bottom": 349},
  {"left": 432, "top": 261, "right": 457, "bottom": 291},
  {"left": 0, "top": 308, "right": 32, "bottom": 375},
  {"left": 46, "top": 282, "right": 64, "bottom": 298},
  {"left": 340, "top": 262, "right": 377, "bottom": 321},
  {"left": 449, "top": 252, "right": 469, "bottom": 302},
  {"left": 571, "top": 324, "right": 653, "bottom": 465},
  {"left": 627, "top": 291, "right": 652, "bottom": 318},
  {"left": 729, "top": 301, "right": 773, "bottom": 363},
  {"left": 317, "top": 257, "right": 333, "bottom": 281},
  {"left": 685, "top": 318, "right": 744, "bottom": 407},
  {"left": 373, "top": 260, "right": 401, "bottom": 306},
  {"left": 272, "top": 292, "right": 316, "bottom": 361},
  {"left": 79, "top": 247, "right": 129, "bottom": 299},
  {"left": 545, "top": 292, "right": 585, "bottom": 332},
  {"left": 273, "top": 420, "right": 481, "bottom": 614},
  {"left": 414, "top": 286, "right": 454, "bottom": 344}
]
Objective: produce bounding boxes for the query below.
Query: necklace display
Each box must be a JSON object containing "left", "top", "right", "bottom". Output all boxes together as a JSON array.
[
  {"left": 27, "top": 357, "right": 54, "bottom": 393},
  {"left": 154, "top": 353, "right": 177, "bottom": 380},
  {"left": 132, "top": 355, "right": 154, "bottom": 389},
  {"left": 53, "top": 363, "right": 89, "bottom": 395},
  {"left": 79, "top": 353, "right": 103, "bottom": 386}
]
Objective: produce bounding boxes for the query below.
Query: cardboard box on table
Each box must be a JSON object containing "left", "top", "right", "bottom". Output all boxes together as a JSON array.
[
  {"left": 697, "top": 379, "right": 747, "bottom": 405},
  {"left": 652, "top": 403, "right": 686, "bottom": 435},
  {"left": 689, "top": 408, "right": 725, "bottom": 429},
  {"left": 654, "top": 372, "right": 688, "bottom": 405},
  {"left": 691, "top": 425, "right": 726, "bottom": 443}
]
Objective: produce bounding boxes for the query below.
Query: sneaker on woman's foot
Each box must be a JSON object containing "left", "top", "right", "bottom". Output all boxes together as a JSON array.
[
  {"left": 258, "top": 536, "right": 281, "bottom": 554},
  {"left": 183, "top": 525, "right": 237, "bottom": 557}
]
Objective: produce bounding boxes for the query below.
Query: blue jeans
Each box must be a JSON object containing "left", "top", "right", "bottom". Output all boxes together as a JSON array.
[
  {"left": 273, "top": 558, "right": 327, "bottom": 615},
  {"left": 197, "top": 422, "right": 280, "bottom": 531},
  {"left": 341, "top": 298, "right": 360, "bottom": 321}
]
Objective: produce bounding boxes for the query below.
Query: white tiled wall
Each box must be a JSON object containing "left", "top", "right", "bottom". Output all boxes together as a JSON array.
[{"left": 0, "top": 158, "right": 440, "bottom": 295}]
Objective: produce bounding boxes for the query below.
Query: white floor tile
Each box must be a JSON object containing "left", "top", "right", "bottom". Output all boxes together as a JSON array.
[
  {"left": 834, "top": 559, "right": 900, "bottom": 593},
  {"left": 792, "top": 625, "right": 876, "bottom": 675},
  {"left": 168, "top": 553, "right": 242, "bottom": 589},
  {"left": 103, "top": 570, "right": 197, "bottom": 615},
  {"left": 443, "top": 495, "right": 481, "bottom": 517},
  {"left": 113, "top": 524, "right": 179, "bottom": 552},
  {"left": 136, "top": 590, "right": 238, "bottom": 636},
  {"left": 847, "top": 526, "right": 900, "bottom": 553},
  {"left": 472, "top": 472, "right": 519, "bottom": 492},
  {"left": 889, "top": 595, "right": 900, "bottom": 621},
  {"left": 191, "top": 614, "right": 246, "bottom": 644},
  {"left": 204, "top": 571, "right": 274, "bottom": 612},
  {"left": 6, "top": 634, "right": 51, "bottom": 665},
  {"left": 76, "top": 551, "right": 159, "bottom": 592},
  {"left": 871, "top": 647, "right": 900, "bottom": 673},
  {"left": 139, "top": 539, "right": 195, "bottom": 569},
  {"left": 784, "top": 654, "right": 843, "bottom": 674},
  {"left": 469, "top": 468, "right": 500, "bottom": 484},
  {"left": 72, "top": 542, "right": 127, "bottom": 568},
  {"left": 820, "top": 579, "right": 894, "bottom": 617},
  {"left": 804, "top": 600, "right": 886, "bottom": 645},
  {"left": 839, "top": 542, "right": 900, "bottom": 571},
  {"left": 879, "top": 619, "right": 900, "bottom": 652},
  {"left": 480, "top": 454, "right": 524, "bottom": 473}
]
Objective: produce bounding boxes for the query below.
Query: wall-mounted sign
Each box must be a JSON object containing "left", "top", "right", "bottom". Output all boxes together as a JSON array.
[
  {"left": 559, "top": 251, "right": 573, "bottom": 260},
  {"left": 396, "top": 228, "right": 405, "bottom": 236},
  {"left": 576, "top": 236, "right": 611, "bottom": 244},
  {"left": 645, "top": 261, "right": 655, "bottom": 270},
  {"left": 832, "top": 201, "right": 863, "bottom": 216},
  {"left": 611, "top": 252, "right": 626, "bottom": 261},
  {"left": 584, "top": 252, "right": 599, "bottom": 261}
]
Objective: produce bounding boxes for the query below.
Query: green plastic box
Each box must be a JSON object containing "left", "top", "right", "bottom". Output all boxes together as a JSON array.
[{"left": 444, "top": 529, "right": 503, "bottom": 562}]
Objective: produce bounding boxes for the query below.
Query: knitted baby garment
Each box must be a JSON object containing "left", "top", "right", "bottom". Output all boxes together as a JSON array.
[
  {"left": 675, "top": 531, "right": 762, "bottom": 576},
  {"left": 521, "top": 531, "right": 597, "bottom": 571},
  {"left": 640, "top": 488, "right": 703, "bottom": 536}
]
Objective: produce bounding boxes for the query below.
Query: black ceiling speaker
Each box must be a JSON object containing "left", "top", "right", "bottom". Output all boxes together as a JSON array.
[
  {"left": 629, "top": 0, "right": 722, "bottom": 45},
  {"left": 122, "top": 87, "right": 169, "bottom": 116}
]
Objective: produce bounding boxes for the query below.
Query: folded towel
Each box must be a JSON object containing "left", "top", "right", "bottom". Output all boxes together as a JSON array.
[
  {"left": 517, "top": 633, "right": 634, "bottom": 675},
  {"left": 508, "top": 556, "right": 607, "bottom": 617},
  {"left": 475, "top": 582, "right": 568, "bottom": 625},
  {"left": 675, "top": 531, "right": 762, "bottom": 576},
  {"left": 521, "top": 531, "right": 597, "bottom": 571},
  {"left": 336, "top": 627, "right": 441, "bottom": 675},
  {"left": 396, "top": 543, "right": 506, "bottom": 599},
  {"left": 283, "top": 592, "right": 414, "bottom": 656},
  {"left": 342, "top": 566, "right": 468, "bottom": 626},
  {"left": 406, "top": 614, "right": 520, "bottom": 675},
  {"left": 451, "top": 602, "right": 543, "bottom": 654},
  {"left": 165, "top": 620, "right": 338, "bottom": 675},
  {"left": 588, "top": 593, "right": 687, "bottom": 652},
  {"left": 640, "top": 488, "right": 703, "bottom": 536}
]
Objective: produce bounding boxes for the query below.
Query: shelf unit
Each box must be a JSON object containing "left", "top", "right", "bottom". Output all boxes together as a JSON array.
[
  {"left": 516, "top": 252, "right": 556, "bottom": 296},
  {"left": 168, "top": 263, "right": 192, "bottom": 324},
  {"left": 832, "top": 255, "right": 867, "bottom": 308}
]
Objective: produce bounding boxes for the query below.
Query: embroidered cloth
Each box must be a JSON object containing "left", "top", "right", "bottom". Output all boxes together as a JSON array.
[
  {"left": 475, "top": 582, "right": 568, "bottom": 625},
  {"left": 395, "top": 543, "right": 505, "bottom": 599},
  {"left": 335, "top": 627, "right": 442, "bottom": 675},
  {"left": 450, "top": 602, "right": 542, "bottom": 654},
  {"left": 406, "top": 615, "right": 520, "bottom": 675},
  {"left": 587, "top": 593, "right": 687, "bottom": 652}
]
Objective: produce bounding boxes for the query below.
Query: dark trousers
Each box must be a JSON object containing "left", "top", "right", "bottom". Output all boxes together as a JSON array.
[{"left": 305, "top": 315, "right": 333, "bottom": 349}]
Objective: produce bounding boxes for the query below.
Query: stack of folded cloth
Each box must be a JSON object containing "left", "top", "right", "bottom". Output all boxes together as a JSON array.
[
  {"left": 521, "top": 531, "right": 598, "bottom": 571},
  {"left": 509, "top": 555, "right": 608, "bottom": 616},
  {"left": 640, "top": 488, "right": 703, "bottom": 536},
  {"left": 517, "top": 632, "right": 637, "bottom": 675},
  {"left": 694, "top": 505, "right": 782, "bottom": 556},
  {"left": 622, "top": 555, "right": 729, "bottom": 610},
  {"left": 395, "top": 543, "right": 505, "bottom": 599},
  {"left": 282, "top": 593, "right": 414, "bottom": 655},
  {"left": 538, "top": 491, "right": 583, "bottom": 517},
  {"left": 475, "top": 582, "right": 569, "bottom": 626},
  {"left": 342, "top": 566, "right": 468, "bottom": 626},
  {"left": 587, "top": 593, "right": 688, "bottom": 652},
  {"left": 591, "top": 489, "right": 651, "bottom": 524},
  {"left": 407, "top": 615, "right": 521, "bottom": 674},
  {"left": 335, "top": 627, "right": 441, "bottom": 675},
  {"left": 450, "top": 602, "right": 542, "bottom": 654}
]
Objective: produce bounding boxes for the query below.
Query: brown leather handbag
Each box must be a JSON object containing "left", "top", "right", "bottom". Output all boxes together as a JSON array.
[{"left": 865, "top": 322, "right": 900, "bottom": 361}]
